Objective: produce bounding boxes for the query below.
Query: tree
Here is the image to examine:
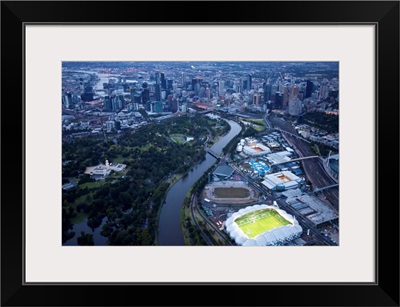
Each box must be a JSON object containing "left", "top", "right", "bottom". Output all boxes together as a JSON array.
[{"left": 77, "top": 231, "right": 94, "bottom": 245}]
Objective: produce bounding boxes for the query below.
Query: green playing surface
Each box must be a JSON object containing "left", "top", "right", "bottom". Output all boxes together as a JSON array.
[{"left": 235, "top": 209, "right": 291, "bottom": 239}]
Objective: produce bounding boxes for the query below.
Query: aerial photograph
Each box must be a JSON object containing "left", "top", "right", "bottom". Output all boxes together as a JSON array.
[{"left": 62, "top": 61, "right": 339, "bottom": 246}]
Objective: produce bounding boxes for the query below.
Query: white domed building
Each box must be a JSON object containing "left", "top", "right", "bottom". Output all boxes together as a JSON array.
[{"left": 225, "top": 204, "right": 302, "bottom": 246}]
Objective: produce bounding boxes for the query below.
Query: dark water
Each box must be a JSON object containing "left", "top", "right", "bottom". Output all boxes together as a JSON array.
[
  {"left": 157, "top": 120, "right": 241, "bottom": 245},
  {"left": 64, "top": 119, "right": 241, "bottom": 246},
  {"left": 64, "top": 216, "right": 108, "bottom": 245}
]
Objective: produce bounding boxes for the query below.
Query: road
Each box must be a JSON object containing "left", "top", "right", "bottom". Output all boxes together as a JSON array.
[{"left": 190, "top": 194, "right": 233, "bottom": 246}]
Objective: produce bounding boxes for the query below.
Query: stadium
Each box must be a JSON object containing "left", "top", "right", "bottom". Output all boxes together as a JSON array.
[
  {"left": 203, "top": 181, "right": 258, "bottom": 204},
  {"left": 242, "top": 138, "right": 271, "bottom": 156},
  {"left": 225, "top": 204, "right": 302, "bottom": 246}
]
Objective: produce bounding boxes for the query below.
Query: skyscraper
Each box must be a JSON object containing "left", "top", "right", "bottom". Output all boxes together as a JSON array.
[
  {"left": 181, "top": 72, "right": 186, "bottom": 88},
  {"left": 305, "top": 80, "right": 314, "bottom": 98},
  {"left": 246, "top": 74, "right": 252, "bottom": 90},
  {"left": 275, "top": 92, "right": 283, "bottom": 109},
  {"left": 218, "top": 81, "right": 224, "bottom": 96},
  {"left": 263, "top": 83, "right": 272, "bottom": 103},
  {"left": 253, "top": 93, "right": 260, "bottom": 105},
  {"left": 288, "top": 98, "right": 302, "bottom": 116},
  {"left": 154, "top": 84, "right": 161, "bottom": 101},
  {"left": 142, "top": 88, "right": 150, "bottom": 111}
]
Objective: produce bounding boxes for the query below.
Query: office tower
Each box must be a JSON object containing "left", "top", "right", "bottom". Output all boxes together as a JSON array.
[
  {"left": 282, "top": 85, "right": 290, "bottom": 107},
  {"left": 167, "top": 94, "right": 173, "bottom": 110},
  {"left": 206, "top": 87, "right": 211, "bottom": 100},
  {"left": 275, "top": 92, "right": 283, "bottom": 109},
  {"left": 154, "top": 84, "right": 161, "bottom": 101},
  {"left": 192, "top": 77, "right": 202, "bottom": 96},
  {"left": 181, "top": 72, "right": 186, "bottom": 88},
  {"left": 133, "top": 94, "right": 141, "bottom": 104},
  {"left": 246, "top": 74, "right": 252, "bottom": 90},
  {"left": 62, "top": 92, "right": 73, "bottom": 109},
  {"left": 218, "top": 81, "right": 224, "bottom": 96},
  {"left": 305, "top": 80, "right": 314, "bottom": 98},
  {"left": 242, "top": 79, "right": 248, "bottom": 90},
  {"left": 155, "top": 72, "right": 161, "bottom": 85},
  {"left": 171, "top": 99, "right": 178, "bottom": 113},
  {"left": 319, "top": 85, "right": 329, "bottom": 100},
  {"left": 161, "top": 73, "right": 166, "bottom": 89},
  {"left": 142, "top": 88, "right": 150, "bottom": 111},
  {"left": 253, "top": 93, "right": 260, "bottom": 105},
  {"left": 167, "top": 79, "right": 173, "bottom": 91},
  {"left": 151, "top": 101, "right": 163, "bottom": 113},
  {"left": 81, "top": 85, "right": 94, "bottom": 102},
  {"left": 130, "top": 88, "right": 136, "bottom": 101},
  {"left": 288, "top": 98, "right": 302, "bottom": 116},
  {"left": 263, "top": 83, "right": 272, "bottom": 102},
  {"left": 118, "top": 95, "right": 125, "bottom": 108},
  {"left": 290, "top": 85, "right": 300, "bottom": 99}
]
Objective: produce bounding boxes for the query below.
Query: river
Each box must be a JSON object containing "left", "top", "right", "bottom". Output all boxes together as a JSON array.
[{"left": 157, "top": 119, "right": 242, "bottom": 245}]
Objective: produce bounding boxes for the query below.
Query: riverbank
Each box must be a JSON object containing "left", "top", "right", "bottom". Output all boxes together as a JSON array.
[{"left": 158, "top": 119, "right": 242, "bottom": 245}]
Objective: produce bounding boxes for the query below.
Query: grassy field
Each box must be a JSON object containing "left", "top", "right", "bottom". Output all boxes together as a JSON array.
[
  {"left": 252, "top": 125, "right": 266, "bottom": 132},
  {"left": 171, "top": 134, "right": 185, "bottom": 144},
  {"left": 214, "top": 187, "right": 250, "bottom": 198},
  {"left": 235, "top": 209, "right": 291, "bottom": 239},
  {"left": 79, "top": 181, "right": 108, "bottom": 189}
]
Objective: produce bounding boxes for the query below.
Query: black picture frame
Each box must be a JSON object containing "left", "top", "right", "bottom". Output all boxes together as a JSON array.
[{"left": 1, "top": 1, "right": 399, "bottom": 306}]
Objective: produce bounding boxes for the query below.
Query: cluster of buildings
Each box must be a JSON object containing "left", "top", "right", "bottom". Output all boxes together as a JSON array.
[
  {"left": 235, "top": 133, "right": 305, "bottom": 191},
  {"left": 295, "top": 124, "right": 339, "bottom": 150},
  {"left": 84, "top": 160, "right": 127, "bottom": 181},
  {"left": 62, "top": 62, "right": 339, "bottom": 128}
]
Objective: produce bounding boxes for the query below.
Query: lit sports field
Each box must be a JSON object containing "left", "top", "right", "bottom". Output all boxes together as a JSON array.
[
  {"left": 214, "top": 187, "right": 250, "bottom": 198},
  {"left": 235, "top": 209, "right": 291, "bottom": 239}
]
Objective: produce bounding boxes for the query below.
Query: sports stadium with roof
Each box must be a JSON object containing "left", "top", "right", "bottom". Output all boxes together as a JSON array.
[{"left": 225, "top": 204, "right": 302, "bottom": 246}]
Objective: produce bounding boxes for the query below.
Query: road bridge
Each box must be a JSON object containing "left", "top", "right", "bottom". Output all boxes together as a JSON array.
[
  {"left": 270, "top": 155, "right": 320, "bottom": 166},
  {"left": 206, "top": 149, "right": 220, "bottom": 159},
  {"left": 314, "top": 184, "right": 339, "bottom": 193}
]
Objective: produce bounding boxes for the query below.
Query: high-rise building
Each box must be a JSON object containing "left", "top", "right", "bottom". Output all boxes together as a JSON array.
[
  {"left": 104, "top": 96, "right": 112, "bottom": 112},
  {"left": 133, "top": 94, "right": 141, "bottom": 104},
  {"left": 275, "top": 92, "right": 283, "bottom": 109},
  {"left": 62, "top": 92, "right": 73, "bottom": 109},
  {"left": 319, "top": 85, "right": 329, "bottom": 100},
  {"left": 218, "top": 81, "right": 224, "bottom": 96},
  {"left": 288, "top": 98, "right": 302, "bottom": 116},
  {"left": 181, "top": 72, "right": 186, "bottom": 88},
  {"left": 253, "top": 93, "right": 260, "bottom": 105},
  {"left": 192, "top": 78, "right": 202, "bottom": 96},
  {"left": 263, "top": 83, "right": 272, "bottom": 103},
  {"left": 161, "top": 73, "right": 166, "bottom": 89},
  {"left": 282, "top": 85, "right": 290, "bottom": 107},
  {"left": 142, "top": 88, "right": 150, "bottom": 111},
  {"left": 171, "top": 99, "right": 178, "bottom": 113},
  {"left": 305, "top": 80, "right": 314, "bottom": 98},
  {"left": 154, "top": 84, "right": 161, "bottom": 101},
  {"left": 290, "top": 85, "right": 300, "bottom": 99},
  {"left": 152, "top": 101, "right": 163, "bottom": 113},
  {"left": 246, "top": 74, "right": 252, "bottom": 90},
  {"left": 206, "top": 87, "right": 211, "bottom": 100}
]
